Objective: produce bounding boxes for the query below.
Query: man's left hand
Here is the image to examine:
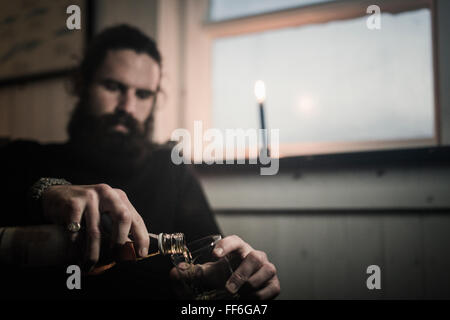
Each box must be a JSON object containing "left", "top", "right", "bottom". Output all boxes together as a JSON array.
[{"left": 212, "top": 235, "right": 280, "bottom": 300}]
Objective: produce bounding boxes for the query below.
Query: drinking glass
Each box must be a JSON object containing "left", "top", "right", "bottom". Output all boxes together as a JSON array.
[{"left": 170, "top": 234, "right": 238, "bottom": 300}]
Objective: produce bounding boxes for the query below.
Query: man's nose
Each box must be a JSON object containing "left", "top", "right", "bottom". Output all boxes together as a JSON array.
[{"left": 117, "top": 89, "right": 137, "bottom": 114}]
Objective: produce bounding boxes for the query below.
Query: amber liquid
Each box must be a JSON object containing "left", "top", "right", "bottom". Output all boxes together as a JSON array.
[
  {"left": 141, "top": 234, "right": 235, "bottom": 300},
  {"left": 137, "top": 244, "right": 192, "bottom": 262},
  {"left": 137, "top": 233, "right": 191, "bottom": 261}
]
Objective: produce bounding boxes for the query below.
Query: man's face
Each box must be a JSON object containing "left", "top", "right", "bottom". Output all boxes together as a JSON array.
[{"left": 88, "top": 49, "right": 161, "bottom": 134}]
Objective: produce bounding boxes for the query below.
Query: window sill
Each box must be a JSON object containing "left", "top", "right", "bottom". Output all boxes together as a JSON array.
[{"left": 193, "top": 146, "right": 450, "bottom": 176}]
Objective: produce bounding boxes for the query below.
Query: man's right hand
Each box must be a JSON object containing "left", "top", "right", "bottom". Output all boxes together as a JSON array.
[{"left": 41, "top": 183, "right": 149, "bottom": 269}]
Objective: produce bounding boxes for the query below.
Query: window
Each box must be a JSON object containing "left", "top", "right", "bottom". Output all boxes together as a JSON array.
[
  {"left": 160, "top": 0, "right": 437, "bottom": 159},
  {"left": 207, "top": 0, "right": 437, "bottom": 157},
  {"left": 209, "top": 0, "right": 334, "bottom": 21},
  {"left": 211, "top": 8, "right": 435, "bottom": 155}
]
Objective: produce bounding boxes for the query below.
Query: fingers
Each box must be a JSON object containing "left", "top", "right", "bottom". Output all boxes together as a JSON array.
[
  {"left": 225, "top": 250, "right": 266, "bottom": 294},
  {"left": 246, "top": 261, "right": 277, "bottom": 290},
  {"left": 43, "top": 183, "right": 148, "bottom": 264},
  {"left": 228, "top": 256, "right": 280, "bottom": 300},
  {"left": 213, "top": 235, "right": 253, "bottom": 260},
  {"left": 213, "top": 235, "right": 281, "bottom": 300},
  {"left": 95, "top": 185, "right": 148, "bottom": 258},
  {"left": 243, "top": 263, "right": 280, "bottom": 300},
  {"left": 130, "top": 214, "right": 149, "bottom": 257},
  {"left": 96, "top": 184, "right": 132, "bottom": 246},
  {"left": 83, "top": 197, "right": 101, "bottom": 268},
  {"left": 115, "top": 189, "right": 149, "bottom": 257},
  {"left": 63, "top": 196, "right": 85, "bottom": 244}
]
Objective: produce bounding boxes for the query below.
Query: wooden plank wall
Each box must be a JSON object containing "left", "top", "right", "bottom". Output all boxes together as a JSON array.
[
  {"left": 0, "top": 0, "right": 449, "bottom": 301},
  {"left": 0, "top": 78, "right": 75, "bottom": 142},
  {"left": 215, "top": 212, "right": 450, "bottom": 299}
]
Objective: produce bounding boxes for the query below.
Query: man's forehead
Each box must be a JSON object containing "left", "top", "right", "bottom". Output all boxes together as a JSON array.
[{"left": 96, "top": 49, "right": 160, "bottom": 90}]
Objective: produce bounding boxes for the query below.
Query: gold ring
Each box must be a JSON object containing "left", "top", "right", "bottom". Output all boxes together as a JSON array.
[{"left": 67, "top": 222, "right": 81, "bottom": 233}]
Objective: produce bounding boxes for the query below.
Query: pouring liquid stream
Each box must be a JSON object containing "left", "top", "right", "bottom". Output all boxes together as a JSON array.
[{"left": 137, "top": 233, "right": 193, "bottom": 263}]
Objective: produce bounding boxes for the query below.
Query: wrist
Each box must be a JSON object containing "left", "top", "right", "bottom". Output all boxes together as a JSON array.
[{"left": 28, "top": 178, "right": 72, "bottom": 224}]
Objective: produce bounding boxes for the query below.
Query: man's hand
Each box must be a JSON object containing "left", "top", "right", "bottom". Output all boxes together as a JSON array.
[
  {"left": 212, "top": 235, "right": 280, "bottom": 300},
  {"left": 41, "top": 183, "right": 149, "bottom": 268}
]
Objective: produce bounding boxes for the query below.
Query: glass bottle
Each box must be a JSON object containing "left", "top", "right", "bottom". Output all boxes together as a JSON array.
[
  {"left": 147, "top": 232, "right": 188, "bottom": 256},
  {"left": 89, "top": 232, "right": 189, "bottom": 275}
]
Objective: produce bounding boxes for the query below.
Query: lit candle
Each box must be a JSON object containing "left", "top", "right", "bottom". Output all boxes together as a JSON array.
[{"left": 254, "top": 80, "right": 267, "bottom": 154}]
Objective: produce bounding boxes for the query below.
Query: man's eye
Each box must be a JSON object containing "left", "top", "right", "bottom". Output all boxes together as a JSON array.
[
  {"left": 102, "top": 81, "right": 120, "bottom": 92},
  {"left": 136, "top": 90, "right": 153, "bottom": 100}
]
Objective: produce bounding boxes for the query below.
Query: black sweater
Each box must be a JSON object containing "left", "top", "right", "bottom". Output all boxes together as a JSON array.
[{"left": 0, "top": 139, "right": 221, "bottom": 299}]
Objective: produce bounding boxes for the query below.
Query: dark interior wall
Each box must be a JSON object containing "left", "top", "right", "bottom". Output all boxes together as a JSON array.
[
  {"left": 0, "top": 0, "right": 449, "bottom": 300},
  {"left": 199, "top": 157, "right": 450, "bottom": 299}
]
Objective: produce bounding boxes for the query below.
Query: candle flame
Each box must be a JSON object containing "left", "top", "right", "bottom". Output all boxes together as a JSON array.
[{"left": 254, "top": 80, "right": 266, "bottom": 103}]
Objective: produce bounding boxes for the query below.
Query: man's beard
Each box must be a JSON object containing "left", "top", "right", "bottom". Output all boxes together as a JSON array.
[{"left": 67, "top": 102, "right": 155, "bottom": 175}]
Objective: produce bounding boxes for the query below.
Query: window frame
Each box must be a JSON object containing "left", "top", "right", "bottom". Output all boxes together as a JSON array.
[{"left": 165, "top": 0, "right": 440, "bottom": 159}]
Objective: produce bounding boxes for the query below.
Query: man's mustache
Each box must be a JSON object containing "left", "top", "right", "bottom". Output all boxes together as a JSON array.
[
  {"left": 67, "top": 101, "right": 153, "bottom": 143},
  {"left": 98, "top": 111, "right": 141, "bottom": 134}
]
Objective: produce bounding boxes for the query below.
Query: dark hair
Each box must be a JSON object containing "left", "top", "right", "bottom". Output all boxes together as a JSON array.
[
  {"left": 68, "top": 24, "right": 162, "bottom": 140},
  {"left": 72, "top": 24, "right": 162, "bottom": 98}
]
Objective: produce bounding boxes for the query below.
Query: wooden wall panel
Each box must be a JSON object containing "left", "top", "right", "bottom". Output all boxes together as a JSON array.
[{"left": 216, "top": 213, "right": 450, "bottom": 299}]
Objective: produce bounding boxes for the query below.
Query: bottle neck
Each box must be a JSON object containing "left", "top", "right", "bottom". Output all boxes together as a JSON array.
[{"left": 158, "top": 233, "right": 186, "bottom": 255}]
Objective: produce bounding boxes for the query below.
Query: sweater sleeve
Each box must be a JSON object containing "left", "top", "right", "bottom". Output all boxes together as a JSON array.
[
  {"left": 173, "top": 164, "right": 222, "bottom": 243},
  {"left": 0, "top": 140, "right": 45, "bottom": 227}
]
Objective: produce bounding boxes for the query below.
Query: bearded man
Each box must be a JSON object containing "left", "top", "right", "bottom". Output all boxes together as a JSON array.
[{"left": 0, "top": 25, "right": 280, "bottom": 300}]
